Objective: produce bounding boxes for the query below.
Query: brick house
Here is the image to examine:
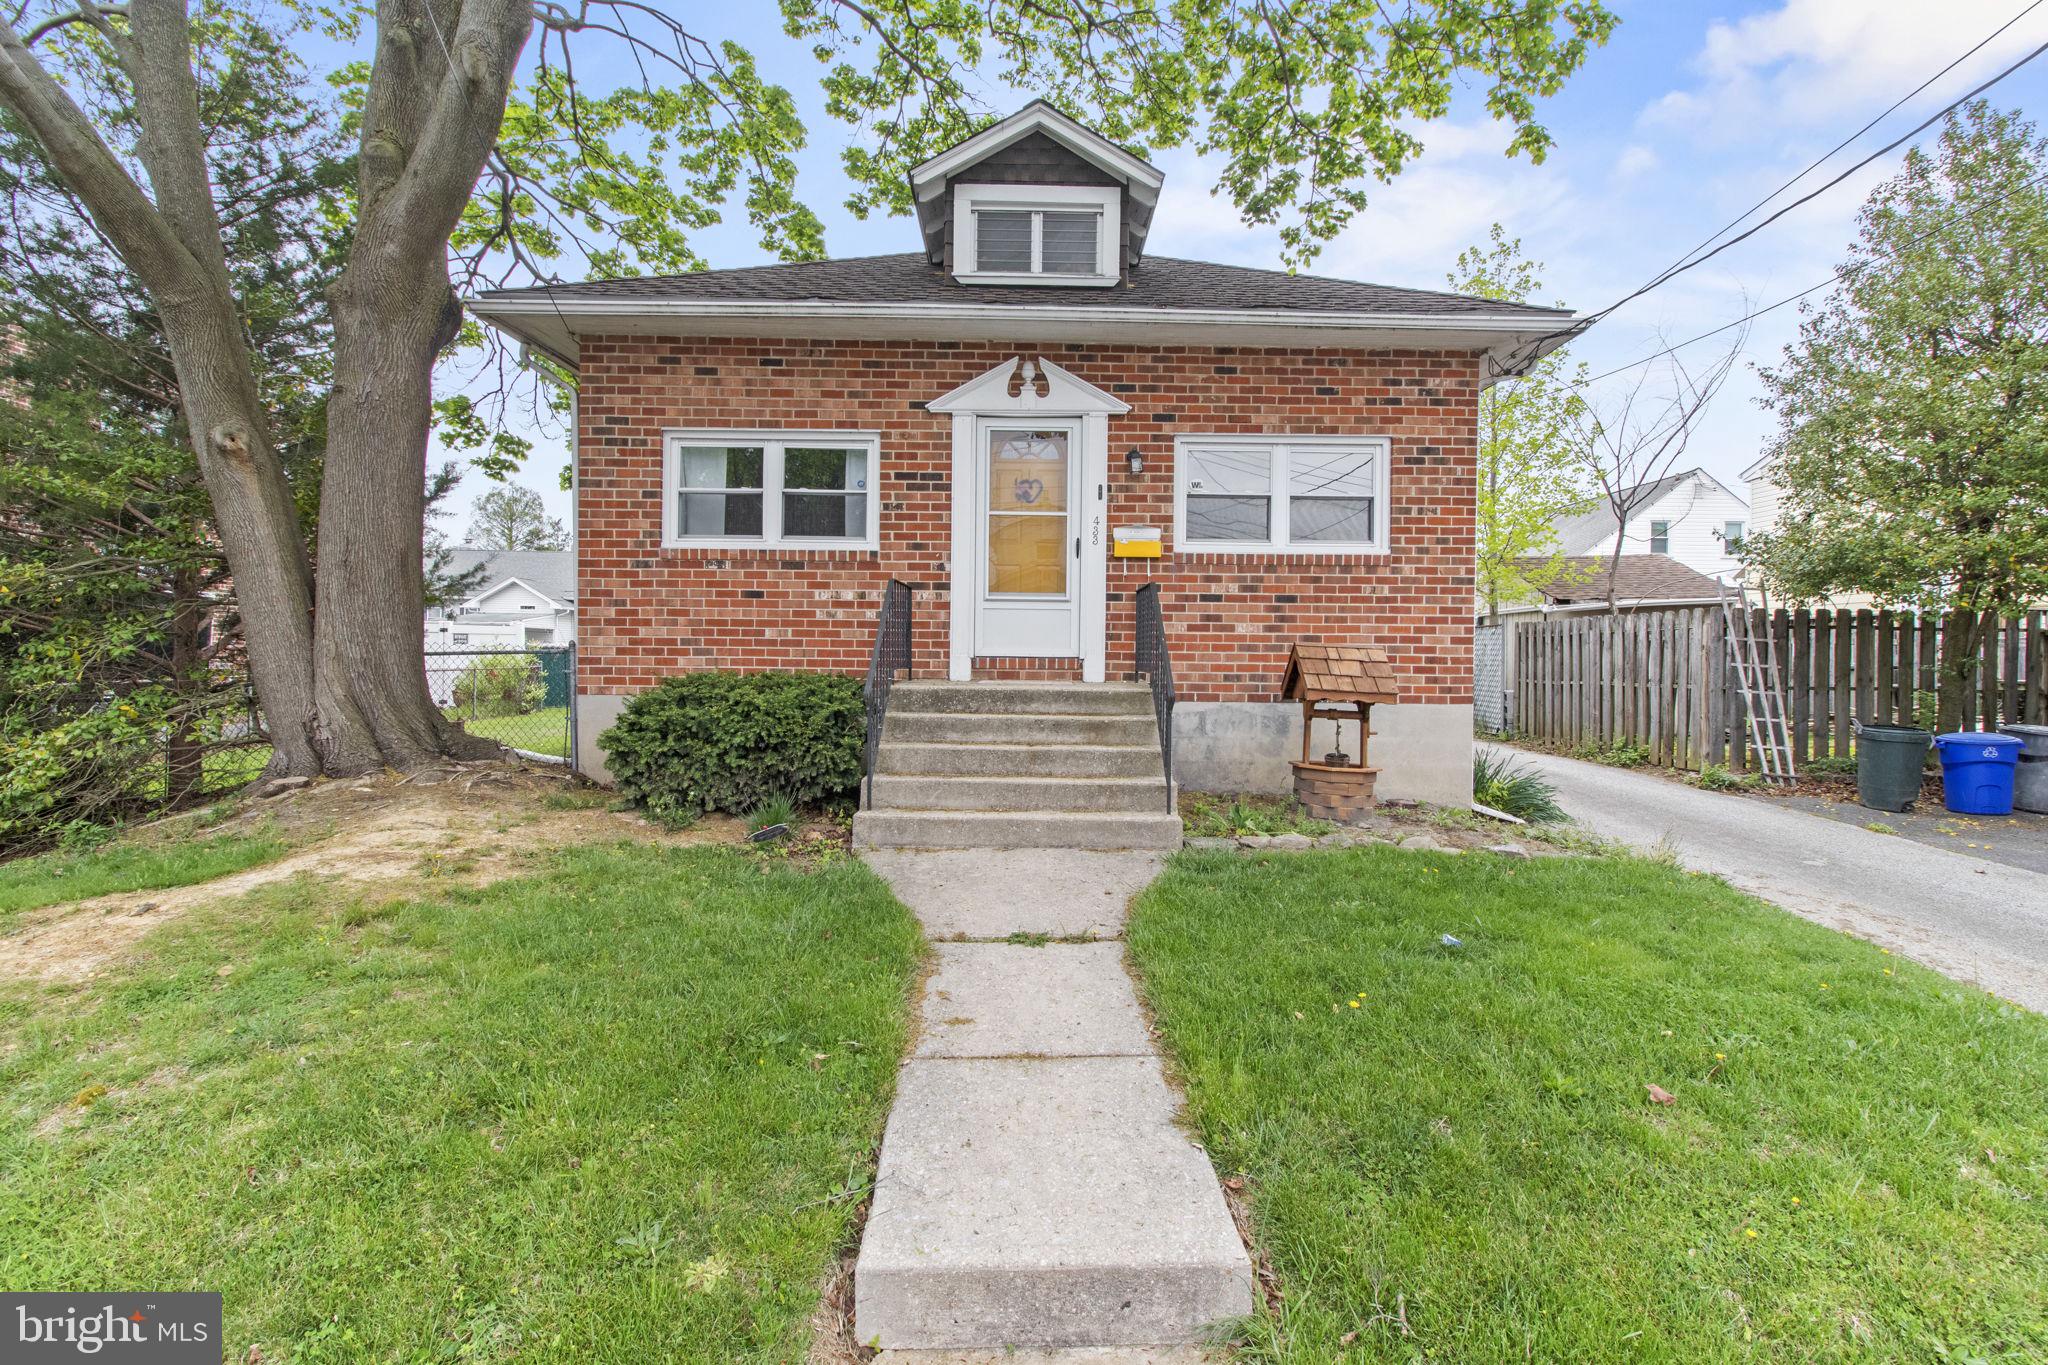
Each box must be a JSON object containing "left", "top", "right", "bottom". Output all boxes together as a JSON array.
[{"left": 470, "top": 103, "right": 1575, "bottom": 842}]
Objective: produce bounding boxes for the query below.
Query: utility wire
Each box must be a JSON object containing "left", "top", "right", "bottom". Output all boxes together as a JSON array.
[
  {"left": 1499, "top": 14, "right": 2048, "bottom": 375},
  {"left": 1576, "top": 163, "right": 2048, "bottom": 387},
  {"left": 1645, "top": 0, "right": 2046, "bottom": 298}
]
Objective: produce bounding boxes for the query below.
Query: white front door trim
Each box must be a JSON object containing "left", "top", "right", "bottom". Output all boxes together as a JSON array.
[{"left": 929, "top": 357, "right": 1127, "bottom": 682}]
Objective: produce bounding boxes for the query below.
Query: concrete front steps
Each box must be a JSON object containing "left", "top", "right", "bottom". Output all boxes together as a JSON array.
[{"left": 852, "top": 682, "right": 1182, "bottom": 851}]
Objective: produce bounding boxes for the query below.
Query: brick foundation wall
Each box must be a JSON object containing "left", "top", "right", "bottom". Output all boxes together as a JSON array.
[{"left": 576, "top": 337, "right": 1477, "bottom": 706}]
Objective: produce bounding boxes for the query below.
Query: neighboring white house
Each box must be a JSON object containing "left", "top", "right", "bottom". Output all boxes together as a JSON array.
[
  {"left": 1551, "top": 467, "right": 1749, "bottom": 582},
  {"left": 1739, "top": 455, "right": 1879, "bottom": 609},
  {"left": 425, "top": 548, "right": 576, "bottom": 654}
]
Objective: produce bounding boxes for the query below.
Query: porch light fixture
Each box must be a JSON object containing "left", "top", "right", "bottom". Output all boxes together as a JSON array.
[{"left": 1125, "top": 448, "right": 1145, "bottom": 476}]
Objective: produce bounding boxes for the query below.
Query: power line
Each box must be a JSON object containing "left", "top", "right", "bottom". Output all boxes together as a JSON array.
[
  {"left": 1500, "top": 10, "right": 2048, "bottom": 375},
  {"left": 1647, "top": 0, "right": 2046, "bottom": 295},
  {"left": 1576, "top": 164, "right": 2048, "bottom": 387}
]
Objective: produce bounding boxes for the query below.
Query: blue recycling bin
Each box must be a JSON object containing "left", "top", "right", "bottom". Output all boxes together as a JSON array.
[{"left": 1933, "top": 732, "right": 2021, "bottom": 815}]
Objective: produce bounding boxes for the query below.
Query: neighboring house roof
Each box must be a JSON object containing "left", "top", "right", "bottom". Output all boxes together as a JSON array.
[
  {"left": 1740, "top": 453, "right": 1773, "bottom": 482},
  {"left": 1551, "top": 467, "right": 1747, "bottom": 555},
  {"left": 428, "top": 548, "right": 574, "bottom": 622},
  {"left": 1515, "top": 554, "right": 1724, "bottom": 605}
]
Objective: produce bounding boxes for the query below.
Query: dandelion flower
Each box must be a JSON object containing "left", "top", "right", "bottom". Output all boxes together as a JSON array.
[
  {"left": 1348, "top": 1000, "right": 1361, "bottom": 1009},
  {"left": 1745, "top": 1228, "right": 1759, "bottom": 1239},
  {"left": 1715, "top": 1052, "right": 1726, "bottom": 1061},
  {"left": 1790, "top": 1197, "right": 1801, "bottom": 1206}
]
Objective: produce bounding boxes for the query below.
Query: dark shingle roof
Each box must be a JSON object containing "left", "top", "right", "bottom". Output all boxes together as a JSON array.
[
  {"left": 472, "top": 253, "right": 1568, "bottom": 320},
  {"left": 1515, "top": 554, "right": 1723, "bottom": 605},
  {"left": 430, "top": 548, "right": 575, "bottom": 619}
]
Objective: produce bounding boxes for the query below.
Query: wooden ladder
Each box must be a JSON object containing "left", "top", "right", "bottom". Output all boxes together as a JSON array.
[{"left": 1718, "top": 579, "right": 1797, "bottom": 784}]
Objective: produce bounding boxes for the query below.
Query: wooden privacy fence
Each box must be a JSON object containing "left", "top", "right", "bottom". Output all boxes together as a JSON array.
[{"left": 1506, "top": 608, "right": 2048, "bottom": 772}]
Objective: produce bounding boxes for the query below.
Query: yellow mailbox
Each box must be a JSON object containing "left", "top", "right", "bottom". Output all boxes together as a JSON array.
[{"left": 1112, "top": 525, "right": 1163, "bottom": 558}]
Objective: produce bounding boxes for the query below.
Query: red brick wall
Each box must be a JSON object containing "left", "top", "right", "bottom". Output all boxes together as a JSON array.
[{"left": 576, "top": 337, "right": 1476, "bottom": 706}]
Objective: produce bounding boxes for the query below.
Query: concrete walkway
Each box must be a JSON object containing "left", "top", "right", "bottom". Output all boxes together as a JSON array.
[
  {"left": 855, "top": 849, "right": 1253, "bottom": 1352},
  {"left": 1495, "top": 746, "right": 2048, "bottom": 1012}
]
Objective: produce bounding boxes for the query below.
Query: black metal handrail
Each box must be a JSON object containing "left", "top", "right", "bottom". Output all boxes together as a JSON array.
[
  {"left": 861, "top": 579, "right": 914, "bottom": 809},
  {"left": 1134, "top": 582, "right": 1175, "bottom": 811}
]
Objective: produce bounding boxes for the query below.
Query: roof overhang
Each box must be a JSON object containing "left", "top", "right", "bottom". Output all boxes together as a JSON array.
[{"left": 467, "top": 295, "right": 1582, "bottom": 389}]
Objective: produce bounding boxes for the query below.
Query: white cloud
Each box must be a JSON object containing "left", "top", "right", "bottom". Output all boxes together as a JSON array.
[
  {"left": 1656, "top": 0, "right": 2048, "bottom": 132},
  {"left": 1613, "top": 144, "right": 1660, "bottom": 178}
]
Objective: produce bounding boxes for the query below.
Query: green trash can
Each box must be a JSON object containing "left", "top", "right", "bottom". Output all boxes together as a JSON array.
[{"left": 1855, "top": 722, "right": 1932, "bottom": 812}]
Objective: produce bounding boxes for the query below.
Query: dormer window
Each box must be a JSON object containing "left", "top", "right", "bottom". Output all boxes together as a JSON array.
[{"left": 954, "top": 184, "right": 1119, "bottom": 287}]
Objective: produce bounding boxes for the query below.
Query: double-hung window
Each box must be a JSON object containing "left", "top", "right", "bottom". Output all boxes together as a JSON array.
[
  {"left": 952, "top": 184, "right": 1119, "bottom": 286},
  {"left": 1648, "top": 519, "right": 1671, "bottom": 555},
  {"left": 1175, "top": 436, "right": 1389, "bottom": 553},
  {"left": 663, "top": 430, "right": 879, "bottom": 549}
]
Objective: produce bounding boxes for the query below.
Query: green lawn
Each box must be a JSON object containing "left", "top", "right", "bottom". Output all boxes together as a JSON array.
[
  {"left": 1129, "top": 847, "right": 2048, "bottom": 1362},
  {"left": 0, "top": 831, "right": 287, "bottom": 917},
  {"left": 1, "top": 842, "right": 921, "bottom": 1362},
  {"left": 449, "top": 705, "right": 570, "bottom": 758}
]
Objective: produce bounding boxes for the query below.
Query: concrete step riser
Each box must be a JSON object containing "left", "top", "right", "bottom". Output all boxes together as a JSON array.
[
  {"left": 885, "top": 712, "right": 1161, "bottom": 746},
  {"left": 876, "top": 744, "right": 1163, "bottom": 780},
  {"left": 872, "top": 775, "right": 1168, "bottom": 813},
  {"left": 889, "top": 683, "right": 1154, "bottom": 717},
  {"left": 856, "top": 1264, "right": 1252, "bottom": 1351},
  {"left": 852, "top": 810, "right": 1184, "bottom": 851}
]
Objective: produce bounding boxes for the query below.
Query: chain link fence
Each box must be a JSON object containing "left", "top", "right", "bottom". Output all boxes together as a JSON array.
[{"left": 428, "top": 646, "right": 574, "bottom": 762}]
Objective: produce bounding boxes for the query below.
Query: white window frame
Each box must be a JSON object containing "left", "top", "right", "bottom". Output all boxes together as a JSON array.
[
  {"left": 1173, "top": 434, "right": 1391, "bottom": 555},
  {"left": 1648, "top": 519, "right": 1671, "bottom": 555},
  {"left": 952, "top": 183, "right": 1119, "bottom": 288},
  {"left": 661, "top": 429, "right": 881, "bottom": 550}
]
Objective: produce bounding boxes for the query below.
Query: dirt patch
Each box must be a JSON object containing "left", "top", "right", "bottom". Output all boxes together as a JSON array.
[
  {"left": 31, "top": 1063, "right": 188, "bottom": 1140},
  {"left": 0, "top": 763, "right": 742, "bottom": 986}
]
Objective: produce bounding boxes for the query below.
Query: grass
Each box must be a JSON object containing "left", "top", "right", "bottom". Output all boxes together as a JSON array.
[
  {"left": 1569, "top": 738, "right": 1654, "bottom": 768},
  {"left": 1130, "top": 847, "right": 2048, "bottom": 1362},
  {"left": 451, "top": 705, "right": 570, "bottom": 758},
  {"left": 0, "top": 831, "right": 287, "bottom": 918},
  {"left": 1471, "top": 750, "right": 1565, "bottom": 822},
  {"left": 1182, "top": 792, "right": 1334, "bottom": 839},
  {"left": 0, "top": 842, "right": 922, "bottom": 1362},
  {"left": 1693, "top": 762, "right": 1762, "bottom": 793},
  {"left": 745, "top": 794, "right": 798, "bottom": 836}
]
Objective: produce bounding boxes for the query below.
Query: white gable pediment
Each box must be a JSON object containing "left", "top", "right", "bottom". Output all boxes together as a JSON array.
[
  {"left": 462, "top": 575, "right": 563, "bottom": 613},
  {"left": 925, "top": 356, "right": 1130, "bottom": 416}
]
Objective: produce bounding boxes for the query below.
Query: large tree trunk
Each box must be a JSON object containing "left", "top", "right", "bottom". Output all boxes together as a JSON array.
[
  {"left": 6, "top": 0, "right": 534, "bottom": 780},
  {"left": 303, "top": 0, "right": 534, "bottom": 774},
  {"left": 154, "top": 286, "right": 323, "bottom": 777},
  {"left": 317, "top": 278, "right": 491, "bottom": 771}
]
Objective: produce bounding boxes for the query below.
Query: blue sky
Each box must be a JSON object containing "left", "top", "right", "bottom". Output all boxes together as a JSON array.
[{"left": 427, "top": 0, "right": 2048, "bottom": 535}]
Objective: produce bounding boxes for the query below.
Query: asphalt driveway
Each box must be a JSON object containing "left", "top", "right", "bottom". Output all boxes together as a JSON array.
[{"left": 1490, "top": 745, "right": 2048, "bottom": 1013}]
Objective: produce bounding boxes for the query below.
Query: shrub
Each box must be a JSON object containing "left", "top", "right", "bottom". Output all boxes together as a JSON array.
[
  {"left": 600, "top": 672, "right": 865, "bottom": 818},
  {"left": 1805, "top": 754, "right": 1858, "bottom": 777},
  {"left": 451, "top": 654, "right": 543, "bottom": 717},
  {"left": 1472, "top": 751, "right": 1565, "bottom": 823},
  {"left": 1692, "top": 762, "right": 1758, "bottom": 792}
]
